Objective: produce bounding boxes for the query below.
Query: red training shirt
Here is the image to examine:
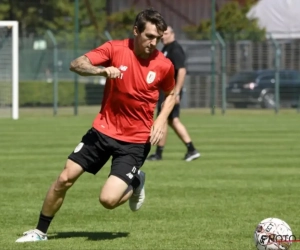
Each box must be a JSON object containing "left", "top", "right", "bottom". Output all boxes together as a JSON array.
[{"left": 85, "top": 39, "right": 175, "bottom": 143}]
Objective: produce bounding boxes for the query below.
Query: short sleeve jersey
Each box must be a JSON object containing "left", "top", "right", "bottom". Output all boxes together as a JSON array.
[{"left": 85, "top": 39, "right": 175, "bottom": 143}]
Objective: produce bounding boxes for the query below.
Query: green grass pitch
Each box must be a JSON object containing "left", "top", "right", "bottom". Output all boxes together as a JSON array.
[{"left": 0, "top": 108, "right": 300, "bottom": 249}]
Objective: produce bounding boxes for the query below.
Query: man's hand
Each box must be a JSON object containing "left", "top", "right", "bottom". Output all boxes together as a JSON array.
[
  {"left": 149, "top": 118, "right": 166, "bottom": 145},
  {"left": 150, "top": 88, "right": 175, "bottom": 145},
  {"left": 102, "top": 66, "right": 121, "bottom": 79}
]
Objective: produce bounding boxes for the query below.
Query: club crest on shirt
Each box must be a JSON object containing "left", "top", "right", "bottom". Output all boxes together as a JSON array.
[{"left": 146, "top": 71, "right": 156, "bottom": 84}]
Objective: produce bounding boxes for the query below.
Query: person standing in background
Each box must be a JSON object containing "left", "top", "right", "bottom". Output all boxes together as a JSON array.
[{"left": 147, "top": 26, "right": 200, "bottom": 162}]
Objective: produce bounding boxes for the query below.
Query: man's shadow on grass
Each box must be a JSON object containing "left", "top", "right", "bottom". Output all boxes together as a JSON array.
[{"left": 48, "top": 231, "right": 130, "bottom": 241}]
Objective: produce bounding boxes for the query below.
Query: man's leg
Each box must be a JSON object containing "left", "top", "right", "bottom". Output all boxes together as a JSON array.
[
  {"left": 169, "top": 117, "right": 200, "bottom": 161},
  {"left": 99, "top": 175, "right": 133, "bottom": 209},
  {"left": 99, "top": 168, "right": 146, "bottom": 212},
  {"left": 16, "top": 127, "right": 110, "bottom": 243},
  {"left": 100, "top": 142, "right": 150, "bottom": 211},
  {"left": 40, "top": 160, "right": 84, "bottom": 218},
  {"left": 16, "top": 159, "right": 84, "bottom": 242},
  {"left": 169, "top": 117, "right": 192, "bottom": 145}
]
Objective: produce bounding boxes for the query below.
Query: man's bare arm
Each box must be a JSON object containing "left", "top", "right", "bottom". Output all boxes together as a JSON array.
[
  {"left": 157, "top": 88, "right": 176, "bottom": 121},
  {"left": 174, "top": 67, "right": 186, "bottom": 95},
  {"left": 69, "top": 55, "right": 104, "bottom": 76},
  {"left": 150, "top": 88, "right": 176, "bottom": 145},
  {"left": 69, "top": 55, "right": 120, "bottom": 78}
]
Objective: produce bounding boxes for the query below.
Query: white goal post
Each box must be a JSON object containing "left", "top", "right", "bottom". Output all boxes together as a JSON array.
[{"left": 0, "top": 21, "right": 19, "bottom": 120}]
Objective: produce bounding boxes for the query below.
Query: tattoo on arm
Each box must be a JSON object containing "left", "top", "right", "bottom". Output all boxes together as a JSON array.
[{"left": 69, "top": 55, "right": 103, "bottom": 76}]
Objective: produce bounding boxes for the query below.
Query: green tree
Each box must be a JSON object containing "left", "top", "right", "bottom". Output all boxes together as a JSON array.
[
  {"left": 0, "top": 0, "right": 9, "bottom": 20},
  {"left": 107, "top": 7, "right": 140, "bottom": 40},
  {"left": 0, "top": 0, "right": 72, "bottom": 36},
  {"left": 183, "top": 0, "right": 265, "bottom": 41},
  {"left": 0, "top": 0, "right": 107, "bottom": 48}
]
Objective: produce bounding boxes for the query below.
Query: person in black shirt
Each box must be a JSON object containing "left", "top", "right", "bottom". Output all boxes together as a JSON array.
[{"left": 147, "top": 26, "right": 200, "bottom": 162}]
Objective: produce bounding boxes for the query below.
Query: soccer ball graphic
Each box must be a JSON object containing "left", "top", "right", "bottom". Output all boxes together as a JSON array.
[{"left": 254, "top": 218, "right": 293, "bottom": 250}]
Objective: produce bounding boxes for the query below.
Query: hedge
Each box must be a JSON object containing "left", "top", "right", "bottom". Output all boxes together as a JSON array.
[
  {"left": 0, "top": 82, "right": 12, "bottom": 106},
  {"left": 18, "top": 81, "right": 105, "bottom": 107}
]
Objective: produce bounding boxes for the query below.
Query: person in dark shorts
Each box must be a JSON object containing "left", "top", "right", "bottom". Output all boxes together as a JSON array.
[
  {"left": 16, "top": 9, "right": 176, "bottom": 243},
  {"left": 147, "top": 26, "right": 200, "bottom": 162}
]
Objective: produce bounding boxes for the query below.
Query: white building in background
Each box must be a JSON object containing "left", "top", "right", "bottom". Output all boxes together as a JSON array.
[{"left": 247, "top": 0, "right": 300, "bottom": 39}]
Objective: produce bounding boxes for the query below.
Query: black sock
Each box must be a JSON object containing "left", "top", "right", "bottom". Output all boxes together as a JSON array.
[
  {"left": 131, "top": 175, "right": 141, "bottom": 190},
  {"left": 155, "top": 146, "right": 164, "bottom": 157},
  {"left": 36, "top": 212, "right": 54, "bottom": 234},
  {"left": 186, "top": 142, "right": 195, "bottom": 152},
  {"left": 130, "top": 167, "right": 141, "bottom": 190}
]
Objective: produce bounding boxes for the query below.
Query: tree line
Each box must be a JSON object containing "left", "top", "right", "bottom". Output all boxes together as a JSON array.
[{"left": 0, "top": 0, "right": 265, "bottom": 45}]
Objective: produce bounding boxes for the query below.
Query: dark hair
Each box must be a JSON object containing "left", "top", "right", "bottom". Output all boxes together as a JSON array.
[{"left": 134, "top": 8, "right": 167, "bottom": 33}]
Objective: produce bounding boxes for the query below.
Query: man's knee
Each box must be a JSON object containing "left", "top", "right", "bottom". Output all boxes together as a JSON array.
[
  {"left": 54, "top": 172, "right": 74, "bottom": 193},
  {"left": 54, "top": 161, "right": 82, "bottom": 192},
  {"left": 99, "top": 175, "right": 129, "bottom": 209},
  {"left": 99, "top": 194, "right": 119, "bottom": 210},
  {"left": 169, "top": 117, "right": 180, "bottom": 128}
]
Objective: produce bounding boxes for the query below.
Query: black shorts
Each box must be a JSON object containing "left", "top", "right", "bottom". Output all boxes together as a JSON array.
[
  {"left": 68, "top": 128, "right": 151, "bottom": 185},
  {"left": 157, "top": 90, "right": 180, "bottom": 120}
]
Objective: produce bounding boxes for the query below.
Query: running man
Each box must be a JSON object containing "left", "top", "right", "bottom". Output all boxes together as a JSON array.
[{"left": 16, "top": 9, "right": 175, "bottom": 243}]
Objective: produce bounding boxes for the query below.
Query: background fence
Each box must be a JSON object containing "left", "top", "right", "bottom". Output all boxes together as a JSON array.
[
  {"left": 180, "top": 37, "right": 300, "bottom": 110},
  {"left": 1, "top": 0, "right": 300, "bottom": 116},
  {"left": 3, "top": 32, "right": 299, "bottom": 114}
]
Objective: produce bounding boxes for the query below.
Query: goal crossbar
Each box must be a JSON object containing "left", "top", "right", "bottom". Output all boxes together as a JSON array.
[{"left": 0, "top": 21, "right": 19, "bottom": 120}]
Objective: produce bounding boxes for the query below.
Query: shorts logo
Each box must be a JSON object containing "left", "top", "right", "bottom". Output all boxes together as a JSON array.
[
  {"left": 126, "top": 173, "right": 134, "bottom": 179},
  {"left": 146, "top": 71, "right": 156, "bottom": 84},
  {"left": 126, "top": 166, "right": 138, "bottom": 179},
  {"left": 74, "top": 142, "right": 84, "bottom": 153},
  {"left": 131, "top": 166, "right": 137, "bottom": 174}
]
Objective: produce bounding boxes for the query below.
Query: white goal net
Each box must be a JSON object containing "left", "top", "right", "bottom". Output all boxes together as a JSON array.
[{"left": 0, "top": 21, "right": 19, "bottom": 119}]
